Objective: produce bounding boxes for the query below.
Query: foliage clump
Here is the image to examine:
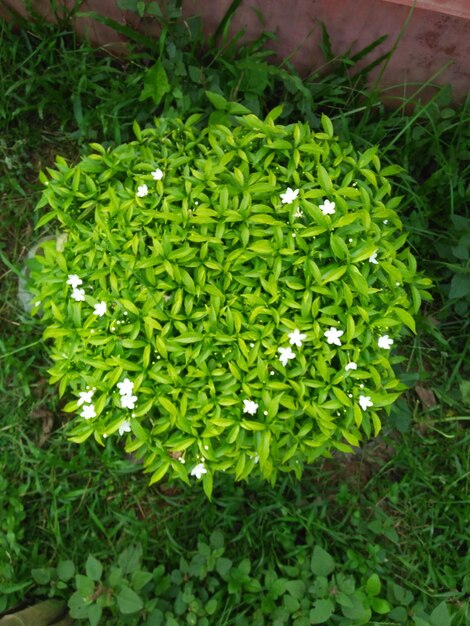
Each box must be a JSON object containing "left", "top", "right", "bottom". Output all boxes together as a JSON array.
[{"left": 30, "top": 105, "right": 431, "bottom": 495}]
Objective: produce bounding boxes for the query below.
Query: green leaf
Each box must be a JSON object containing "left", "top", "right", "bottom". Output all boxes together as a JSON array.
[
  {"left": 321, "top": 114, "right": 334, "bottom": 138},
  {"left": 311, "top": 546, "right": 335, "bottom": 577},
  {"left": 370, "top": 597, "right": 391, "bottom": 614},
  {"left": 149, "top": 461, "right": 170, "bottom": 485},
  {"left": 341, "top": 594, "right": 371, "bottom": 621},
  {"left": 173, "top": 332, "right": 204, "bottom": 344},
  {"left": 216, "top": 557, "right": 233, "bottom": 578},
  {"left": 139, "top": 60, "right": 171, "bottom": 105},
  {"left": 249, "top": 240, "right": 274, "bottom": 255},
  {"left": 119, "top": 544, "right": 143, "bottom": 574},
  {"left": 285, "top": 579, "right": 305, "bottom": 599},
  {"left": 317, "top": 164, "right": 333, "bottom": 194},
  {"left": 394, "top": 307, "right": 416, "bottom": 333},
  {"left": 449, "top": 273, "right": 470, "bottom": 299},
  {"left": 31, "top": 568, "right": 51, "bottom": 585},
  {"left": 205, "top": 90, "right": 228, "bottom": 111},
  {"left": 366, "top": 573, "right": 381, "bottom": 597},
  {"left": 381, "top": 164, "right": 403, "bottom": 176},
  {"left": 86, "top": 555, "right": 103, "bottom": 582},
  {"left": 68, "top": 592, "right": 89, "bottom": 619},
  {"left": 430, "top": 601, "right": 452, "bottom": 626},
  {"left": 460, "top": 380, "right": 470, "bottom": 406},
  {"left": 57, "top": 560, "right": 75, "bottom": 582},
  {"left": 309, "top": 598, "right": 334, "bottom": 624},
  {"left": 321, "top": 265, "right": 347, "bottom": 284},
  {"left": 75, "top": 574, "right": 94, "bottom": 598},
  {"left": 205, "top": 598, "right": 218, "bottom": 615},
  {"left": 202, "top": 470, "right": 213, "bottom": 499},
  {"left": 117, "top": 586, "right": 144, "bottom": 614},
  {"left": 131, "top": 570, "right": 153, "bottom": 591},
  {"left": 87, "top": 603, "right": 102, "bottom": 626}
]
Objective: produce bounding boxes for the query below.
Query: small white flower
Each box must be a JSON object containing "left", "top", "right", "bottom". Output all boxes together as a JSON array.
[
  {"left": 118, "top": 420, "right": 132, "bottom": 436},
  {"left": 369, "top": 251, "right": 379, "bottom": 264},
  {"left": 280, "top": 187, "right": 299, "bottom": 205},
  {"left": 93, "top": 301, "right": 107, "bottom": 317},
  {"left": 77, "top": 390, "right": 94, "bottom": 406},
  {"left": 117, "top": 378, "right": 134, "bottom": 396},
  {"left": 80, "top": 404, "right": 96, "bottom": 419},
  {"left": 319, "top": 199, "right": 336, "bottom": 215},
  {"left": 253, "top": 454, "right": 259, "bottom": 464},
  {"left": 190, "top": 462, "right": 207, "bottom": 479},
  {"left": 294, "top": 208, "right": 304, "bottom": 218},
  {"left": 383, "top": 219, "right": 388, "bottom": 224},
  {"left": 324, "top": 327, "right": 344, "bottom": 346},
  {"left": 136, "top": 184, "right": 148, "bottom": 198},
  {"left": 278, "top": 346, "right": 296, "bottom": 366},
  {"left": 67, "top": 274, "right": 83, "bottom": 289},
  {"left": 71, "top": 288, "right": 85, "bottom": 302},
  {"left": 121, "top": 394, "right": 137, "bottom": 410},
  {"left": 151, "top": 168, "right": 164, "bottom": 181},
  {"left": 359, "top": 395, "right": 373, "bottom": 411},
  {"left": 345, "top": 362, "right": 357, "bottom": 371},
  {"left": 243, "top": 399, "right": 259, "bottom": 415},
  {"left": 378, "top": 335, "right": 394, "bottom": 349},
  {"left": 288, "top": 329, "right": 306, "bottom": 347}
]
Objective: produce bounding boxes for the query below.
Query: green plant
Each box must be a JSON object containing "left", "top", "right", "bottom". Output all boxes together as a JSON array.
[
  {"left": 31, "top": 531, "right": 462, "bottom": 626},
  {"left": 29, "top": 101, "right": 431, "bottom": 496}
]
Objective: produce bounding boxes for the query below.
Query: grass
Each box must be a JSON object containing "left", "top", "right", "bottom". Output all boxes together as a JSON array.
[{"left": 0, "top": 6, "right": 469, "bottom": 623}]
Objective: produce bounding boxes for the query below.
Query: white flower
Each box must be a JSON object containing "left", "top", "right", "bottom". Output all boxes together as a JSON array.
[
  {"left": 243, "top": 399, "right": 259, "bottom": 415},
  {"left": 294, "top": 208, "right": 304, "bottom": 218},
  {"left": 151, "top": 168, "right": 164, "bottom": 180},
  {"left": 319, "top": 199, "right": 336, "bottom": 215},
  {"left": 137, "top": 184, "right": 149, "bottom": 197},
  {"left": 71, "top": 288, "right": 85, "bottom": 302},
  {"left": 80, "top": 404, "right": 96, "bottom": 419},
  {"left": 66, "top": 274, "right": 83, "bottom": 289},
  {"left": 345, "top": 362, "right": 357, "bottom": 371},
  {"left": 383, "top": 219, "right": 388, "bottom": 224},
  {"left": 369, "top": 251, "right": 379, "bottom": 264},
  {"left": 118, "top": 420, "right": 132, "bottom": 436},
  {"left": 324, "top": 327, "right": 344, "bottom": 346},
  {"left": 288, "top": 329, "right": 306, "bottom": 347},
  {"left": 280, "top": 187, "right": 299, "bottom": 205},
  {"left": 93, "top": 301, "right": 107, "bottom": 317},
  {"left": 117, "top": 378, "right": 134, "bottom": 396},
  {"left": 359, "top": 395, "right": 373, "bottom": 411},
  {"left": 121, "top": 394, "right": 137, "bottom": 410},
  {"left": 378, "top": 335, "right": 394, "bottom": 349},
  {"left": 77, "top": 390, "right": 94, "bottom": 406},
  {"left": 190, "top": 462, "right": 207, "bottom": 479},
  {"left": 278, "top": 346, "right": 296, "bottom": 366}
]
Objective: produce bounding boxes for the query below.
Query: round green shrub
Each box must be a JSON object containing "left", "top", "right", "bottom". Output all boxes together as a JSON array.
[{"left": 30, "top": 108, "right": 431, "bottom": 495}]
